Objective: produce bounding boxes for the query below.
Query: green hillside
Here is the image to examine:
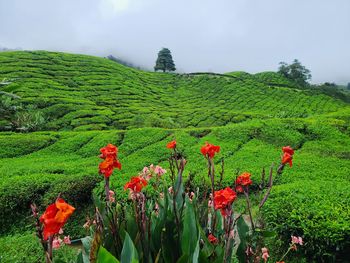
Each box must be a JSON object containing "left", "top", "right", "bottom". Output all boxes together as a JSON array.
[
  {"left": 0, "top": 51, "right": 349, "bottom": 262},
  {"left": 0, "top": 51, "right": 348, "bottom": 131}
]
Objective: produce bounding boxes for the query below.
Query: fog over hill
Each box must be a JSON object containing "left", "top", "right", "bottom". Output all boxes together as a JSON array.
[{"left": 0, "top": 0, "right": 349, "bottom": 84}]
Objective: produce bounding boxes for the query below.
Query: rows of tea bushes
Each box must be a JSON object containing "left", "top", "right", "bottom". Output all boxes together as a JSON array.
[
  {"left": 0, "top": 118, "right": 349, "bottom": 261},
  {"left": 0, "top": 51, "right": 348, "bottom": 131}
]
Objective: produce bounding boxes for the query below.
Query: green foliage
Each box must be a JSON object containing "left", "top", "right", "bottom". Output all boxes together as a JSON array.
[
  {"left": 154, "top": 48, "right": 176, "bottom": 72},
  {"left": 0, "top": 50, "right": 349, "bottom": 262},
  {"left": 278, "top": 59, "right": 312, "bottom": 86},
  {"left": 0, "top": 51, "right": 347, "bottom": 131},
  {"left": 262, "top": 180, "right": 350, "bottom": 261},
  {"left": 0, "top": 233, "right": 77, "bottom": 263}
]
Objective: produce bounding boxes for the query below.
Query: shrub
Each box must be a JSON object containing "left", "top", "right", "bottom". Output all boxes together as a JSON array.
[{"left": 262, "top": 180, "right": 350, "bottom": 261}]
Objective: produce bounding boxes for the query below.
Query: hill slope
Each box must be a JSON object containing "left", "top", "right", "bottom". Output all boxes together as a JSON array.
[
  {"left": 0, "top": 51, "right": 349, "bottom": 262},
  {"left": 0, "top": 51, "right": 348, "bottom": 131}
]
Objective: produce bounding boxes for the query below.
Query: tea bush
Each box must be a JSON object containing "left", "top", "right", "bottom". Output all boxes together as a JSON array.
[{"left": 262, "top": 180, "right": 350, "bottom": 261}]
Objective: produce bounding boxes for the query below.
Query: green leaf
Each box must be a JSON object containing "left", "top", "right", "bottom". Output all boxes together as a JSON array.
[
  {"left": 261, "top": 230, "right": 277, "bottom": 238},
  {"left": 181, "top": 198, "right": 198, "bottom": 257},
  {"left": 121, "top": 232, "right": 139, "bottom": 263},
  {"left": 174, "top": 170, "right": 184, "bottom": 207},
  {"left": 79, "top": 236, "right": 92, "bottom": 263},
  {"left": 176, "top": 254, "right": 189, "bottom": 263},
  {"left": 192, "top": 237, "right": 200, "bottom": 263},
  {"left": 236, "top": 216, "right": 249, "bottom": 263},
  {"left": 97, "top": 246, "right": 120, "bottom": 263},
  {"left": 76, "top": 251, "right": 84, "bottom": 263}
]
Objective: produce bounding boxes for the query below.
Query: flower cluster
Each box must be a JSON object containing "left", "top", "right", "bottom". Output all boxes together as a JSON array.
[
  {"left": 214, "top": 187, "right": 237, "bottom": 215},
  {"left": 40, "top": 198, "right": 75, "bottom": 240},
  {"left": 200, "top": 142, "right": 220, "bottom": 158},
  {"left": 99, "top": 144, "right": 121, "bottom": 177},
  {"left": 291, "top": 235, "right": 303, "bottom": 250},
  {"left": 52, "top": 235, "right": 71, "bottom": 249},
  {"left": 124, "top": 176, "right": 148, "bottom": 193},
  {"left": 281, "top": 146, "right": 294, "bottom": 167},
  {"left": 235, "top": 172, "right": 253, "bottom": 193},
  {"left": 141, "top": 164, "right": 167, "bottom": 179}
]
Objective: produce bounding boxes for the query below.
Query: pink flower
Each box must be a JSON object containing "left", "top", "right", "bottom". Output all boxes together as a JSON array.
[
  {"left": 142, "top": 166, "right": 149, "bottom": 174},
  {"left": 154, "top": 165, "right": 166, "bottom": 176},
  {"left": 63, "top": 235, "right": 71, "bottom": 245},
  {"left": 109, "top": 190, "right": 115, "bottom": 202},
  {"left": 52, "top": 237, "right": 62, "bottom": 249},
  {"left": 245, "top": 246, "right": 253, "bottom": 256},
  {"left": 58, "top": 228, "right": 64, "bottom": 235},
  {"left": 168, "top": 186, "right": 174, "bottom": 194},
  {"left": 291, "top": 235, "right": 303, "bottom": 245},
  {"left": 261, "top": 247, "right": 269, "bottom": 262}
]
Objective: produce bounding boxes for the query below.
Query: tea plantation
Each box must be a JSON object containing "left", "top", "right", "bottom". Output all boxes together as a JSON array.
[{"left": 0, "top": 51, "right": 349, "bottom": 262}]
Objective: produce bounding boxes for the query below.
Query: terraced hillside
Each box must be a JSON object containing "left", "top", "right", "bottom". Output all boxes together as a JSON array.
[
  {"left": 0, "top": 51, "right": 349, "bottom": 262},
  {"left": 0, "top": 51, "right": 348, "bottom": 131}
]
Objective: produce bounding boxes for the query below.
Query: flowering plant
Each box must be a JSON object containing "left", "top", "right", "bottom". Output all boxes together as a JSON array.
[{"left": 32, "top": 143, "right": 302, "bottom": 262}]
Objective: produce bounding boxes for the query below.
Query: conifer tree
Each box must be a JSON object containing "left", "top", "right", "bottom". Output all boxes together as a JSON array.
[{"left": 154, "top": 48, "right": 176, "bottom": 72}]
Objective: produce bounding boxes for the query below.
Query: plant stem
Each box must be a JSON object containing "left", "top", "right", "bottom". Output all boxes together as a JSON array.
[
  {"left": 105, "top": 176, "right": 110, "bottom": 203},
  {"left": 46, "top": 236, "right": 53, "bottom": 263},
  {"left": 208, "top": 157, "right": 217, "bottom": 232},
  {"left": 223, "top": 207, "right": 233, "bottom": 263},
  {"left": 259, "top": 163, "right": 274, "bottom": 209},
  {"left": 279, "top": 247, "right": 292, "bottom": 262},
  {"left": 244, "top": 188, "right": 255, "bottom": 231}
]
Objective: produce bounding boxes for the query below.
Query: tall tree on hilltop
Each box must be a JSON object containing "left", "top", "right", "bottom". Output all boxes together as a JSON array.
[
  {"left": 154, "top": 48, "right": 176, "bottom": 72},
  {"left": 278, "top": 59, "right": 311, "bottom": 86}
]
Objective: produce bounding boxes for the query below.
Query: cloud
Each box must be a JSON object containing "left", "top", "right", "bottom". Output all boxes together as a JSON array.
[{"left": 0, "top": 0, "right": 349, "bottom": 84}]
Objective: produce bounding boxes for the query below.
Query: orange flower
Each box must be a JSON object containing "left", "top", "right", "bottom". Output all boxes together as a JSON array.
[
  {"left": 235, "top": 172, "right": 253, "bottom": 192},
  {"left": 214, "top": 187, "right": 237, "bottom": 215},
  {"left": 40, "top": 198, "right": 75, "bottom": 240},
  {"left": 166, "top": 140, "right": 177, "bottom": 149},
  {"left": 201, "top": 142, "right": 220, "bottom": 158},
  {"left": 100, "top": 143, "right": 118, "bottom": 159},
  {"left": 99, "top": 144, "right": 121, "bottom": 177},
  {"left": 208, "top": 234, "right": 218, "bottom": 244},
  {"left": 281, "top": 146, "right": 294, "bottom": 167},
  {"left": 124, "top": 176, "right": 148, "bottom": 193},
  {"left": 99, "top": 157, "right": 122, "bottom": 177}
]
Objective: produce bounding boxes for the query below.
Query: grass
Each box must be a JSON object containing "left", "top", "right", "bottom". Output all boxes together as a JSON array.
[{"left": 0, "top": 50, "right": 349, "bottom": 261}]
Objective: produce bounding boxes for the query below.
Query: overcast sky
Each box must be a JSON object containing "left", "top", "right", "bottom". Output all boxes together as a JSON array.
[{"left": 0, "top": 0, "right": 349, "bottom": 84}]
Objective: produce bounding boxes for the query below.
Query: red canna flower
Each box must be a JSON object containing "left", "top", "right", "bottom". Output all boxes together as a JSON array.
[
  {"left": 281, "top": 146, "right": 294, "bottom": 167},
  {"left": 100, "top": 144, "right": 118, "bottom": 159},
  {"left": 99, "top": 144, "right": 121, "bottom": 177},
  {"left": 208, "top": 234, "right": 218, "bottom": 244},
  {"left": 40, "top": 198, "right": 75, "bottom": 240},
  {"left": 201, "top": 142, "right": 220, "bottom": 158},
  {"left": 235, "top": 172, "right": 253, "bottom": 192},
  {"left": 282, "top": 146, "right": 294, "bottom": 155},
  {"left": 214, "top": 187, "right": 237, "bottom": 215},
  {"left": 124, "top": 176, "right": 148, "bottom": 193},
  {"left": 99, "top": 157, "right": 121, "bottom": 177},
  {"left": 166, "top": 140, "right": 177, "bottom": 149}
]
